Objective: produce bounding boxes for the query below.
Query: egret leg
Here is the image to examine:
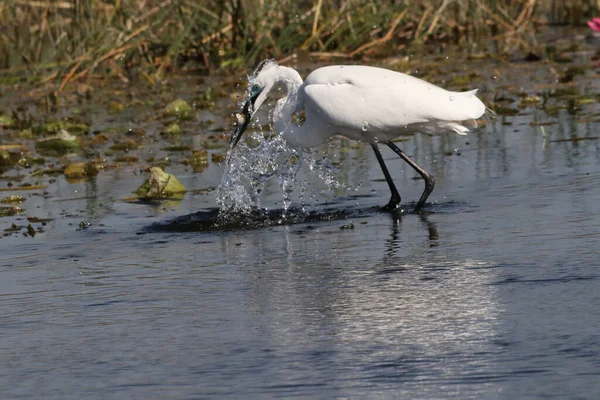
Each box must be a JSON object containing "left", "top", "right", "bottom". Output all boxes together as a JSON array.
[
  {"left": 371, "top": 143, "right": 401, "bottom": 209},
  {"left": 385, "top": 141, "right": 435, "bottom": 211}
]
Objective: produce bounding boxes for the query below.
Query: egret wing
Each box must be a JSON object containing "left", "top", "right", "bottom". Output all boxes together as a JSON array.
[{"left": 299, "top": 66, "right": 485, "bottom": 134}]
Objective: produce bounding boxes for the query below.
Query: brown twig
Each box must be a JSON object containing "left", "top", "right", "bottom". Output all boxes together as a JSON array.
[
  {"left": 475, "top": 0, "right": 515, "bottom": 32},
  {"left": 14, "top": 0, "right": 73, "bottom": 8},
  {"left": 58, "top": 59, "right": 85, "bottom": 92},
  {"left": 312, "top": 0, "right": 323, "bottom": 37},
  {"left": 131, "top": 0, "right": 175, "bottom": 24},
  {"left": 414, "top": 6, "right": 432, "bottom": 40},
  {"left": 349, "top": 9, "right": 408, "bottom": 57}
]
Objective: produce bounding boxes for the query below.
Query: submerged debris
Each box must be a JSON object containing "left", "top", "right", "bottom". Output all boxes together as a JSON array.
[
  {"left": 26, "top": 224, "right": 36, "bottom": 237},
  {"left": 211, "top": 153, "right": 226, "bottom": 164}
]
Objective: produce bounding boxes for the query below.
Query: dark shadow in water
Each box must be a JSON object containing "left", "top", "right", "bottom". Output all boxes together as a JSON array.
[
  {"left": 144, "top": 205, "right": 375, "bottom": 233},
  {"left": 143, "top": 199, "right": 468, "bottom": 233}
]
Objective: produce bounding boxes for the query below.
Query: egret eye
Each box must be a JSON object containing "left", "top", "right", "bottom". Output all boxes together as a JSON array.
[{"left": 251, "top": 83, "right": 261, "bottom": 94}]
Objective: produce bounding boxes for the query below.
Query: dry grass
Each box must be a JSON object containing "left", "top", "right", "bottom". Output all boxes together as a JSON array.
[{"left": 1, "top": 0, "right": 598, "bottom": 89}]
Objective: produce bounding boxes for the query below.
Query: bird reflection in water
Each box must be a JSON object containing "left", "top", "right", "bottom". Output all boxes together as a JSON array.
[{"left": 384, "top": 211, "right": 440, "bottom": 264}]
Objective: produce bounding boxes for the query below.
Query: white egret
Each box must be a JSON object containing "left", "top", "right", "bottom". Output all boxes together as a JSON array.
[{"left": 231, "top": 59, "right": 487, "bottom": 211}]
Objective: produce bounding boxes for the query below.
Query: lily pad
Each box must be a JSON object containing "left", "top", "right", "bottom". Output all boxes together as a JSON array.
[
  {"left": 1, "top": 195, "right": 25, "bottom": 204},
  {"left": 0, "top": 150, "right": 16, "bottom": 167},
  {"left": 18, "top": 156, "right": 45, "bottom": 168},
  {"left": 39, "top": 120, "right": 89, "bottom": 136},
  {"left": 18, "top": 129, "right": 34, "bottom": 139},
  {"left": 0, "top": 114, "right": 14, "bottom": 127},
  {"left": 108, "top": 101, "right": 126, "bottom": 114},
  {"left": 35, "top": 129, "right": 80, "bottom": 155},
  {"left": 64, "top": 162, "right": 101, "bottom": 179},
  {"left": 188, "top": 149, "right": 208, "bottom": 172},
  {"left": 0, "top": 205, "right": 23, "bottom": 217},
  {"left": 519, "top": 96, "right": 541, "bottom": 107},
  {"left": 548, "top": 87, "right": 578, "bottom": 98},
  {"left": 110, "top": 140, "right": 140, "bottom": 152},
  {"left": 161, "top": 123, "right": 182, "bottom": 136},
  {"left": 134, "top": 167, "right": 187, "bottom": 199},
  {"left": 164, "top": 145, "right": 191, "bottom": 152},
  {"left": 114, "top": 155, "right": 139, "bottom": 163},
  {"left": 489, "top": 104, "right": 519, "bottom": 116},
  {"left": 164, "top": 99, "right": 193, "bottom": 120}
]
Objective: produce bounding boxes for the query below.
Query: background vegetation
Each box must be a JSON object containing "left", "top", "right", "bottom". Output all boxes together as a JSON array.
[{"left": 2, "top": 0, "right": 599, "bottom": 88}]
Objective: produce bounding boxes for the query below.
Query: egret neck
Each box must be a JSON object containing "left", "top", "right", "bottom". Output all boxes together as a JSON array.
[{"left": 272, "top": 66, "right": 337, "bottom": 148}]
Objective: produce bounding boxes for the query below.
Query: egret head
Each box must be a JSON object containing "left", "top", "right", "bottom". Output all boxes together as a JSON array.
[{"left": 230, "top": 59, "right": 280, "bottom": 148}]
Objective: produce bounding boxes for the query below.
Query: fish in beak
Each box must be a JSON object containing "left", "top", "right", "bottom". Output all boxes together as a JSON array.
[{"left": 230, "top": 87, "right": 263, "bottom": 149}]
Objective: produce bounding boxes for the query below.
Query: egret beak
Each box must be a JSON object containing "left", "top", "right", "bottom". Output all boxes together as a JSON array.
[{"left": 230, "top": 89, "right": 262, "bottom": 149}]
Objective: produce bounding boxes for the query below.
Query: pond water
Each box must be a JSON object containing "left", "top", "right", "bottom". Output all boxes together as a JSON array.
[{"left": 1, "top": 52, "right": 600, "bottom": 398}]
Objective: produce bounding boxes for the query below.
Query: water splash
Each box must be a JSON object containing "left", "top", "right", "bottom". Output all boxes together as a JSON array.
[
  {"left": 216, "top": 127, "right": 295, "bottom": 215},
  {"left": 217, "top": 61, "right": 356, "bottom": 219},
  {"left": 216, "top": 127, "right": 349, "bottom": 218}
]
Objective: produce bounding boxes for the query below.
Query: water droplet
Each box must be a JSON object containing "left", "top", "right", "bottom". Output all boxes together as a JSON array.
[
  {"left": 373, "top": 25, "right": 377, "bottom": 29},
  {"left": 362, "top": 121, "right": 369, "bottom": 131},
  {"left": 373, "top": 136, "right": 379, "bottom": 143},
  {"left": 449, "top": 96, "right": 455, "bottom": 101},
  {"left": 493, "top": 75, "right": 498, "bottom": 80}
]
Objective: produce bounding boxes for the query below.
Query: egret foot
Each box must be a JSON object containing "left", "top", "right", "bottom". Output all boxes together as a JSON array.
[
  {"left": 372, "top": 143, "right": 403, "bottom": 211},
  {"left": 381, "top": 197, "right": 401, "bottom": 211},
  {"left": 414, "top": 173, "right": 435, "bottom": 212},
  {"left": 386, "top": 141, "right": 435, "bottom": 213}
]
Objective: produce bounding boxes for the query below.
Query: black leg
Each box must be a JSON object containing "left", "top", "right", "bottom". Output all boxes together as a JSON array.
[
  {"left": 371, "top": 143, "right": 401, "bottom": 209},
  {"left": 386, "top": 141, "right": 435, "bottom": 211}
]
